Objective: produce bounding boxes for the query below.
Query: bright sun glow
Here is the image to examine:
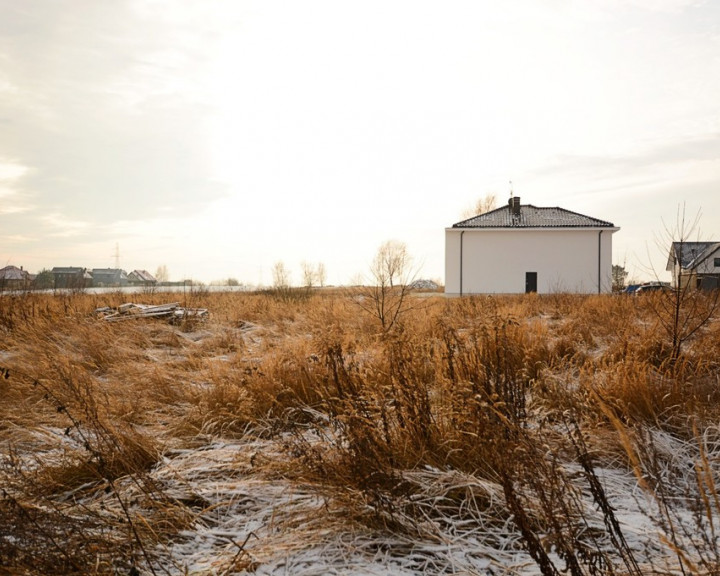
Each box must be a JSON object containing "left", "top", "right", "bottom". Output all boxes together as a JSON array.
[{"left": 1, "top": 0, "right": 719, "bottom": 283}]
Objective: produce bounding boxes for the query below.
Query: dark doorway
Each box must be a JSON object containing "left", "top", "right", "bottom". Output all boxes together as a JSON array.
[{"left": 525, "top": 272, "right": 537, "bottom": 293}]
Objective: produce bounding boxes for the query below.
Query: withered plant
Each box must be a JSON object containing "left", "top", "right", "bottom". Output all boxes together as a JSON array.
[{"left": 1, "top": 288, "right": 720, "bottom": 575}]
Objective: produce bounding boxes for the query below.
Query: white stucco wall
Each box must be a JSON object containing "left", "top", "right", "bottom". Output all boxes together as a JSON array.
[
  {"left": 696, "top": 247, "right": 720, "bottom": 274},
  {"left": 445, "top": 227, "right": 617, "bottom": 295}
]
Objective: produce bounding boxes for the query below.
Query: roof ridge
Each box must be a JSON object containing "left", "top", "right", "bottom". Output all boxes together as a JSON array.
[{"left": 452, "top": 203, "right": 616, "bottom": 229}]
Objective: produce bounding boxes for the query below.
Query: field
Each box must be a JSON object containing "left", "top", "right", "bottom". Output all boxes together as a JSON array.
[{"left": 1, "top": 287, "right": 720, "bottom": 575}]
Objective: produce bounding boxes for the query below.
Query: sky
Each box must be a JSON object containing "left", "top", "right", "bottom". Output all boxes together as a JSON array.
[{"left": 1, "top": 0, "right": 719, "bottom": 286}]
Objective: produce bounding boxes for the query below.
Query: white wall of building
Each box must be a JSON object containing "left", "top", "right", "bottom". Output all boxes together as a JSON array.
[
  {"left": 696, "top": 247, "right": 720, "bottom": 274},
  {"left": 445, "top": 228, "right": 616, "bottom": 295}
]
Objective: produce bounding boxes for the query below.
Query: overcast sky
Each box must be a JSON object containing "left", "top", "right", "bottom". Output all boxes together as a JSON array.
[{"left": 1, "top": 0, "right": 719, "bottom": 285}]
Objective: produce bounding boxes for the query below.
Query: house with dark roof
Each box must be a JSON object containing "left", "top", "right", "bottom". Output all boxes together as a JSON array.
[
  {"left": 127, "top": 269, "right": 157, "bottom": 286},
  {"left": 445, "top": 196, "right": 619, "bottom": 295},
  {"left": 0, "top": 265, "right": 33, "bottom": 291},
  {"left": 51, "top": 267, "right": 92, "bottom": 289},
  {"left": 91, "top": 268, "right": 128, "bottom": 287},
  {"left": 666, "top": 241, "right": 720, "bottom": 290}
]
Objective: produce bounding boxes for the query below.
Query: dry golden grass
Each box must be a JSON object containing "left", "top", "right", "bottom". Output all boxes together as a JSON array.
[{"left": 1, "top": 288, "right": 719, "bottom": 574}]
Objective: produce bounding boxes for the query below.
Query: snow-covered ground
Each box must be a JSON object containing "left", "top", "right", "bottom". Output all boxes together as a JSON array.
[{"left": 65, "top": 429, "right": 706, "bottom": 576}]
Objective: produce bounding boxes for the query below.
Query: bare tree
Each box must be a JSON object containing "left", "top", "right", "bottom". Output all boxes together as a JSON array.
[
  {"left": 646, "top": 204, "right": 720, "bottom": 363},
  {"left": 154, "top": 265, "right": 169, "bottom": 283},
  {"left": 272, "top": 261, "right": 291, "bottom": 289},
  {"left": 300, "top": 261, "right": 327, "bottom": 288},
  {"left": 461, "top": 194, "right": 498, "bottom": 219},
  {"left": 316, "top": 262, "right": 327, "bottom": 287},
  {"left": 301, "top": 261, "right": 315, "bottom": 288},
  {"left": 356, "top": 240, "right": 419, "bottom": 332}
]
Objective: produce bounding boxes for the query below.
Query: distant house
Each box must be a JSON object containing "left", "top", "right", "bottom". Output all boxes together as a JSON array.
[
  {"left": 445, "top": 196, "right": 619, "bottom": 295},
  {"left": 91, "top": 268, "right": 128, "bottom": 287},
  {"left": 666, "top": 241, "right": 720, "bottom": 290},
  {"left": 52, "top": 267, "right": 91, "bottom": 290},
  {"left": 127, "top": 269, "right": 157, "bottom": 286},
  {"left": 0, "top": 265, "right": 33, "bottom": 291}
]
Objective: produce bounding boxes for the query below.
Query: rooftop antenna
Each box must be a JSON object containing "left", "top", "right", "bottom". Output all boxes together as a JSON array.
[
  {"left": 509, "top": 180, "right": 514, "bottom": 199},
  {"left": 113, "top": 243, "right": 120, "bottom": 269}
]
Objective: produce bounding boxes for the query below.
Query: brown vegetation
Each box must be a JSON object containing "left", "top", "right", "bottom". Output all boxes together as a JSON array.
[{"left": 1, "top": 288, "right": 720, "bottom": 574}]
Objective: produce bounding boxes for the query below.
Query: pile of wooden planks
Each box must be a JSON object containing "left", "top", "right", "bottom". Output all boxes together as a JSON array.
[{"left": 95, "top": 302, "right": 208, "bottom": 322}]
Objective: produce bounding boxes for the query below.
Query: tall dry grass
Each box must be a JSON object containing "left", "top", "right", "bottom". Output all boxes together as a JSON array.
[{"left": 1, "top": 288, "right": 719, "bottom": 574}]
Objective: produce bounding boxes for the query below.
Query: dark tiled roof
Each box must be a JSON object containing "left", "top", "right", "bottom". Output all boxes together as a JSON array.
[
  {"left": 52, "top": 267, "right": 85, "bottom": 274},
  {"left": 452, "top": 204, "right": 616, "bottom": 229},
  {"left": 668, "top": 241, "right": 720, "bottom": 270},
  {"left": 92, "top": 269, "right": 128, "bottom": 282}
]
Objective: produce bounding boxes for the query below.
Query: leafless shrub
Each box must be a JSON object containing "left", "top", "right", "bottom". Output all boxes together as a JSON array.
[
  {"left": 354, "top": 240, "right": 422, "bottom": 333},
  {"left": 643, "top": 205, "right": 720, "bottom": 365}
]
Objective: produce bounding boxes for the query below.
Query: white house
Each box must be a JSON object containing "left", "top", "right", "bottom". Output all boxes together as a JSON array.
[
  {"left": 445, "top": 197, "right": 619, "bottom": 295},
  {"left": 666, "top": 241, "right": 720, "bottom": 290}
]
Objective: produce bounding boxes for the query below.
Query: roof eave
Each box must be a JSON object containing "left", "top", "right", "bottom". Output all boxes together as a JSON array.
[{"left": 449, "top": 225, "right": 620, "bottom": 231}]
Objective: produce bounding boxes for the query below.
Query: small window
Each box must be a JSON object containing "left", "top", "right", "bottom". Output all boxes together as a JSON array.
[{"left": 715, "top": 257, "right": 720, "bottom": 268}]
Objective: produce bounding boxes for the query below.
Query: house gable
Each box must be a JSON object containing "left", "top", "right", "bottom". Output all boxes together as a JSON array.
[
  {"left": 666, "top": 242, "right": 720, "bottom": 272},
  {"left": 128, "top": 270, "right": 157, "bottom": 284},
  {"left": 0, "top": 265, "right": 30, "bottom": 281},
  {"left": 0, "top": 265, "right": 33, "bottom": 290}
]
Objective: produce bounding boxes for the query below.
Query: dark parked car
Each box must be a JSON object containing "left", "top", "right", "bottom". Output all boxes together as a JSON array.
[{"left": 634, "top": 282, "right": 671, "bottom": 294}]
